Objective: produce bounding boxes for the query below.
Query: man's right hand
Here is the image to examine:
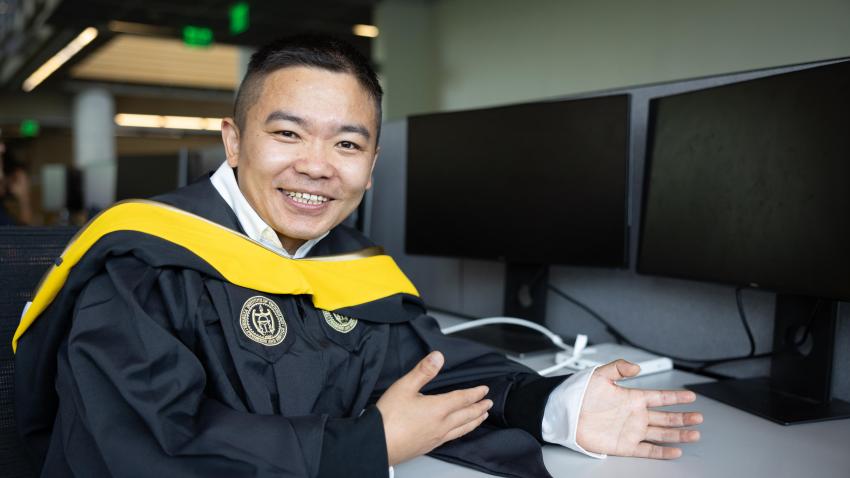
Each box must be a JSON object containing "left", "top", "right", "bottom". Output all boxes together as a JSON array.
[{"left": 376, "top": 351, "right": 493, "bottom": 466}]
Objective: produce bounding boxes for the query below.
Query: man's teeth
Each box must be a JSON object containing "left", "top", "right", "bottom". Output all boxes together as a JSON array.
[{"left": 285, "top": 191, "right": 329, "bottom": 205}]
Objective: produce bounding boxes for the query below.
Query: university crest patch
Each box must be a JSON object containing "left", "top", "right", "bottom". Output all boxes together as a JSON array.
[
  {"left": 322, "top": 310, "right": 358, "bottom": 334},
  {"left": 240, "top": 296, "right": 287, "bottom": 346}
]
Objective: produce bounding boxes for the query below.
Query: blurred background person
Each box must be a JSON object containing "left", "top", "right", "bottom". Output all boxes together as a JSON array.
[{"left": 0, "top": 144, "right": 33, "bottom": 225}]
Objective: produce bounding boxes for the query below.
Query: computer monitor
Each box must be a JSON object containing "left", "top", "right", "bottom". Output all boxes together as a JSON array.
[
  {"left": 406, "top": 94, "right": 630, "bottom": 327},
  {"left": 116, "top": 154, "right": 184, "bottom": 201},
  {"left": 638, "top": 59, "right": 850, "bottom": 424}
]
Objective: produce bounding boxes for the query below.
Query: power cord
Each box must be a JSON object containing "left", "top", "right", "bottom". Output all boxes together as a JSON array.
[
  {"left": 440, "top": 316, "right": 590, "bottom": 376},
  {"left": 547, "top": 284, "right": 776, "bottom": 369},
  {"left": 735, "top": 286, "right": 757, "bottom": 358},
  {"left": 432, "top": 287, "right": 823, "bottom": 375},
  {"left": 441, "top": 317, "right": 570, "bottom": 351},
  {"left": 696, "top": 297, "right": 822, "bottom": 373}
]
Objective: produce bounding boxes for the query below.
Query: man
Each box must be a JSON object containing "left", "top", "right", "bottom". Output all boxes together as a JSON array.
[
  {"left": 14, "top": 35, "right": 701, "bottom": 477},
  {"left": 0, "top": 147, "right": 33, "bottom": 226}
]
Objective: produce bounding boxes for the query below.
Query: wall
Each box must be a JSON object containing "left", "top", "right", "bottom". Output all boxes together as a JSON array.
[
  {"left": 370, "top": 0, "right": 850, "bottom": 398},
  {"left": 373, "top": 0, "right": 438, "bottom": 120},
  {"left": 408, "top": 0, "right": 850, "bottom": 113}
]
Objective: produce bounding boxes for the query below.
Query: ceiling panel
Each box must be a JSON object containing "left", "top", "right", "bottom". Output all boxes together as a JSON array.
[{"left": 70, "top": 34, "right": 239, "bottom": 90}]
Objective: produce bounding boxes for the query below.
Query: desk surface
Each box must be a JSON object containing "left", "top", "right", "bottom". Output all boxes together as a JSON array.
[{"left": 399, "top": 315, "right": 850, "bottom": 478}]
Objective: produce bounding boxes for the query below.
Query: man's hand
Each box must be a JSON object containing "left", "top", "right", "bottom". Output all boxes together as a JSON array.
[
  {"left": 376, "top": 351, "right": 493, "bottom": 466},
  {"left": 576, "top": 360, "right": 703, "bottom": 459}
]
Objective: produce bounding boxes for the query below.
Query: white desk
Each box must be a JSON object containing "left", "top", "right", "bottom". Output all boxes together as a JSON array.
[{"left": 399, "top": 315, "right": 850, "bottom": 477}]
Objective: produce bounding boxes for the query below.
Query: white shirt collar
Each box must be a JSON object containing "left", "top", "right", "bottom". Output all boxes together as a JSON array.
[{"left": 209, "top": 161, "right": 328, "bottom": 259}]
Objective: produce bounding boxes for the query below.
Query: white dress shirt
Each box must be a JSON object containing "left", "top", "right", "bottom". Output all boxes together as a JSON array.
[
  {"left": 542, "top": 366, "right": 606, "bottom": 458},
  {"left": 208, "top": 161, "right": 602, "bottom": 462}
]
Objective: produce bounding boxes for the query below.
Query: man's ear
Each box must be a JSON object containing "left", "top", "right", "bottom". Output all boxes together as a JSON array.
[
  {"left": 365, "top": 146, "right": 380, "bottom": 190},
  {"left": 221, "top": 118, "right": 241, "bottom": 168}
]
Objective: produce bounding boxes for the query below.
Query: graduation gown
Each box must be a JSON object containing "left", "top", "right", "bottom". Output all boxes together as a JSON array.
[{"left": 14, "top": 178, "right": 567, "bottom": 478}]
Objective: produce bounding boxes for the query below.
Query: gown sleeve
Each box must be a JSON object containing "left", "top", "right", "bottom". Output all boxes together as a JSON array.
[
  {"left": 52, "top": 255, "right": 388, "bottom": 478},
  {"left": 373, "top": 312, "right": 569, "bottom": 478}
]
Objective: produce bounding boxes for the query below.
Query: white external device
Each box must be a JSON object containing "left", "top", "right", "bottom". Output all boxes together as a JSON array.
[{"left": 554, "top": 343, "right": 673, "bottom": 377}]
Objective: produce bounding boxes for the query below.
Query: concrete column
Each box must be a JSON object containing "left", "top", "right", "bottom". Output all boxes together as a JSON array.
[
  {"left": 237, "top": 46, "right": 252, "bottom": 85},
  {"left": 72, "top": 87, "right": 115, "bottom": 210}
]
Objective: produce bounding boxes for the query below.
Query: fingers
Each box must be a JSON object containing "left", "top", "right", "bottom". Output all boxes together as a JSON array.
[
  {"left": 596, "top": 359, "right": 641, "bottom": 381},
  {"left": 648, "top": 410, "right": 704, "bottom": 427},
  {"left": 633, "top": 442, "right": 682, "bottom": 460},
  {"left": 400, "top": 351, "right": 445, "bottom": 392},
  {"left": 644, "top": 389, "right": 697, "bottom": 408},
  {"left": 441, "top": 384, "right": 490, "bottom": 404},
  {"left": 645, "top": 426, "right": 701, "bottom": 443},
  {"left": 444, "top": 395, "right": 493, "bottom": 428},
  {"left": 443, "top": 410, "right": 489, "bottom": 442}
]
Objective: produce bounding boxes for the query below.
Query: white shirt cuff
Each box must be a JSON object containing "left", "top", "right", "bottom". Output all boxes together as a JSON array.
[{"left": 541, "top": 365, "right": 607, "bottom": 459}]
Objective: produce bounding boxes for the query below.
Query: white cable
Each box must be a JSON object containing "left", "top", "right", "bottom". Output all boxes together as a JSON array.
[
  {"left": 537, "top": 359, "right": 577, "bottom": 376},
  {"left": 440, "top": 316, "right": 571, "bottom": 351},
  {"left": 538, "top": 334, "right": 588, "bottom": 376},
  {"left": 441, "top": 316, "right": 597, "bottom": 375}
]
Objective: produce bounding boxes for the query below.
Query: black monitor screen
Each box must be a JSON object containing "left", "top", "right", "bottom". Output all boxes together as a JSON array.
[
  {"left": 116, "top": 154, "right": 181, "bottom": 201},
  {"left": 638, "top": 60, "right": 850, "bottom": 300},
  {"left": 406, "top": 94, "right": 630, "bottom": 266}
]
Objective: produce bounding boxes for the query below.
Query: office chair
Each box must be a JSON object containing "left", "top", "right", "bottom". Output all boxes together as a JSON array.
[{"left": 0, "top": 226, "right": 77, "bottom": 477}]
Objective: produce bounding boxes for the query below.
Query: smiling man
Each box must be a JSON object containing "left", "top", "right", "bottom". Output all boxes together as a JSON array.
[
  {"left": 222, "top": 63, "right": 380, "bottom": 255},
  {"left": 15, "top": 35, "right": 702, "bottom": 478}
]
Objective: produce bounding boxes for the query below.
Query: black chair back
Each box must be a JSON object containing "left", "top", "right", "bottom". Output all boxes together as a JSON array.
[{"left": 0, "top": 227, "right": 78, "bottom": 476}]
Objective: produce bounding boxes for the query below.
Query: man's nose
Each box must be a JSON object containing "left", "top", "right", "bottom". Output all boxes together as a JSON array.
[{"left": 293, "top": 143, "right": 334, "bottom": 179}]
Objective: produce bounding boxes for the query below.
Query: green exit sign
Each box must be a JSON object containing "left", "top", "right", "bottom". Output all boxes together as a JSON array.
[
  {"left": 230, "top": 2, "right": 249, "bottom": 35},
  {"left": 20, "top": 119, "right": 40, "bottom": 137},
  {"left": 183, "top": 26, "right": 213, "bottom": 47}
]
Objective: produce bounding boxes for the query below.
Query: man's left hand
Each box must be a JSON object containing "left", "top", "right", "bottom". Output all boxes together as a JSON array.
[{"left": 576, "top": 360, "right": 703, "bottom": 459}]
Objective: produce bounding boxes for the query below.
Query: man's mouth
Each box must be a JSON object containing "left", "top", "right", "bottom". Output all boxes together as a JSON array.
[{"left": 280, "top": 189, "right": 331, "bottom": 205}]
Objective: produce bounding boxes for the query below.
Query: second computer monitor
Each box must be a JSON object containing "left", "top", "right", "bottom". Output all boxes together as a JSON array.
[
  {"left": 406, "top": 94, "right": 630, "bottom": 267},
  {"left": 638, "top": 60, "right": 850, "bottom": 300}
]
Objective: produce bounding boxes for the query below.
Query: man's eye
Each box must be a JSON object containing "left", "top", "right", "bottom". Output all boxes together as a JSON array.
[
  {"left": 276, "top": 130, "right": 299, "bottom": 139},
  {"left": 338, "top": 141, "right": 361, "bottom": 150}
]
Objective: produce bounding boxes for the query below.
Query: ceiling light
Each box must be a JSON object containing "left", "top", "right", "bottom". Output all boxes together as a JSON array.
[
  {"left": 22, "top": 27, "right": 98, "bottom": 92},
  {"left": 115, "top": 113, "right": 222, "bottom": 131},
  {"left": 162, "top": 115, "right": 206, "bottom": 130},
  {"left": 115, "top": 113, "right": 164, "bottom": 128},
  {"left": 107, "top": 20, "right": 173, "bottom": 36},
  {"left": 352, "top": 24, "right": 379, "bottom": 38}
]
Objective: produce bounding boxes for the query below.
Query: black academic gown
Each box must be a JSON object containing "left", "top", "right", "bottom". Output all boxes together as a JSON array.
[{"left": 15, "top": 177, "right": 567, "bottom": 478}]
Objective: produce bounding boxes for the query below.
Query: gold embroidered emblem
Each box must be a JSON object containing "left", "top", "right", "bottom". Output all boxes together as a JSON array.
[
  {"left": 322, "top": 310, "right": 358, "bottom": 334},
  {"left": 240, "top": 296, "right": 287, "bottom": 346}
]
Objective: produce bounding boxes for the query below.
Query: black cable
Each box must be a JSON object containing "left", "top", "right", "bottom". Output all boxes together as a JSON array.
[
  {"left": 431, "top": 285, "right": 802, "bottom": 373},
  {"left": 544, "top": 285, "right": 630, "bottom": 345},
  {"left": 547, "top": 284, "right": 775, "bottom": 367},
  {"left": 695, "top": 287, "right": 761, "bottom": 372},
  {"left": 735, "top": 287, "right": 757, "bottom": 358},
  {"left": 695, "top": 351, "right": 774, "bottom": 373},
  {"left": 793, "top": 299, "right": 822, "bottom": 347},
  {"left": 697, "top": 298, "right": 823, "bottom": 372},
  {"left": 672, "top": 363, "right": 733, "bottom": 381}
]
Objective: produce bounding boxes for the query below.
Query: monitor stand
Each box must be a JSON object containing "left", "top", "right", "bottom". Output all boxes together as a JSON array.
[
  {"left": 687, "top": 294, "right": 850, "bottom": 425},
  {"left": 448, "top": 263, "right": 555, "bottom": 357},
  {"left": 503, "top": 263, "right": 549, "bottom": 325}
]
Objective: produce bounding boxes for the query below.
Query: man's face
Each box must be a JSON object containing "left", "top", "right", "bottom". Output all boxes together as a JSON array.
[{"left": 221, "top": 66, "right": 379, "bottom": 253}]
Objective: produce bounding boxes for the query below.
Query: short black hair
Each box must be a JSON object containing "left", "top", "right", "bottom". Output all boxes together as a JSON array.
[
  {"left": 233, "top": 34, "right": 383, "bottom": 141},
  {"left": 1, "top": 149, "right": 25, "bottom": 176}
]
